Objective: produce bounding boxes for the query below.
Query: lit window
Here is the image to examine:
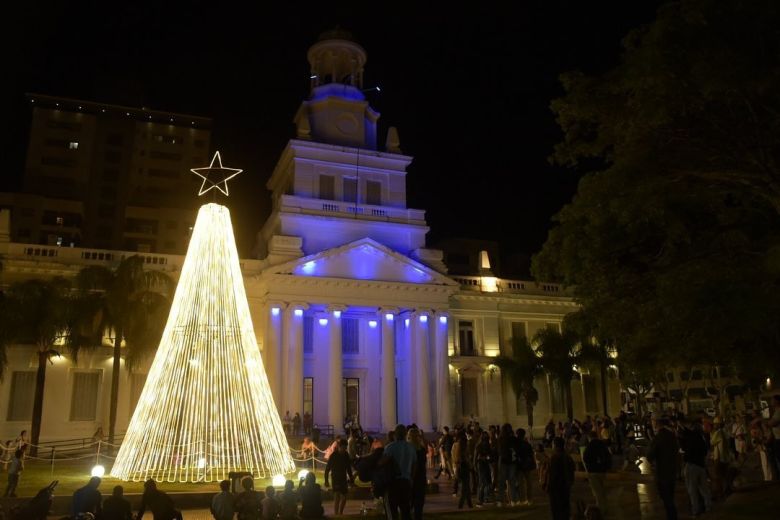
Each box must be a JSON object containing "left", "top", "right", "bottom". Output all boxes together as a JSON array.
[
  {"left": 68, "top": 141, "right": 79, "bottom": 150},
  {"left": 56, "top": 216, "right": 64, "bottom": 225}
]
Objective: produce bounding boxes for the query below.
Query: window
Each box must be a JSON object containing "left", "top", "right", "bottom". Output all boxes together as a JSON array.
[
  {"left": 366, "top": 180, "right": 381, "bottom": 205},
  {"left": 343, "top": 177, "right": 357, "bottom": 203},
  {"left": 692, "top": 370, "right": 703, "bottom": 381},
  {"left": 303, "top": 378, "right": 313, "bottom": 416},
  {"left": 343, "top": 378, "right": 359, "bottom": 421},
  {"left": 319, "top": 175, "right": 335, "bottom": 200},
  {"left": 70, "top": 371, "right": 101, "bottom": 421},
  {"left": 550, "top": 378, "right": 565, "bottom": 414},
  {"left": 6, "top": 372, "right": 35, "bottom": 421},
  {"left": 303, "top": 316, "right": 313, "bottom": 353},
  {"left": 582, "top": 375, "right": 598, "bottom": 413},
  {"left": 458, "top": 321, "right": 475, "bottom": 356},
  {"left": 666, "top": 372, "right": 675, "bottom": 382},
  {"left": 461, "top": 377, "right": 479, "bottom": 417},
  {"left": 680, "top": 371, "right": 690, "bottom": 381},
  {"left": 68, "top": 141, "right": 79, "bottom": 150},
  {"left": 511, "top": 321, "right": 527, "bottom": 341},
  {"left": 342, "top": 318, "right": 359, "bottom": 354},
  {"left": 130, "top": 373, "right": 147, "bottom": 414},
  {"left": 55, "top": 216, "right": 64, "bottom": 226}
]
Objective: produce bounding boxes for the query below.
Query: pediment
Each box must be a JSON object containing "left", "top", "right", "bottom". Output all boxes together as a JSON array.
[{"left": 270, "top": 238, "right": 457, "bottom": 286}]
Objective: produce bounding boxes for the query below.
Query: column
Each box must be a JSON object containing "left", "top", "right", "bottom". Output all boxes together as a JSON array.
[
  {"left": 434, "top": 311, "right": 452, "bottom": 430},
  {"left": 411, "top": 311, "right": 433, "bottom": 431},
  {"left": 264, "top": 302, "right": 284, "bottom": 412},
  {"left": 327, "top": 305, "right": 346, "bottom": 430},
  {"left": 284, "top": 303, "right": 308, "bottom": 417},
  {"left": 312, "top": 311, "right": 330, "bottom": 428},
  {"left": 380, "top": 308, "right": 398, "bottom": 432}
]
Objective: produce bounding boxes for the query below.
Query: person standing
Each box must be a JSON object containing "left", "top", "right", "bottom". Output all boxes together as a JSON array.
[
  {"left": 292, "top": 413, "right": 302, "bottom": 436},
  {"left": 455, "top": 430, "right": 473, "bottom": 509},
  {"left": 646, "top": 417, "right": 680, "bottom": 520},
  {"left": 547, "top": 437, "right": 575, "bottom": 520},
  {"left": 103, "top": 485, "right": 133, "bottom": 520},
  {"left": 768, "top": 395, "right": 780, "bottom": 477},
  {"left": 261, "top": 486, "right": 281, "bottom": 520},
  {"left": 515, "top": 428, "right": 536, "bottom": 506},
  {"left": 382, "top": 424, "right": 416, "bottom": 520},
  {"left": 136, "top": 479, "right": 183, "bottom": 520},
  {"left": 710, "top": 416, "right": 734, "bottom": 500},
  {"left": 750, "top": 410, "right": 773, "bottom": 481},
  {"left": 210, "top": 480, "right": 235, "bottom": 520},
  {"left": 474, "top": 431, "right": 493, "bottom": 506},
  {"left": 324, "top": 439, "right": 353, "bottom": 516},
  {"left": 235, "top": 478, "right": 263, "bottom": 520},
  {"left": 582, "top": 429, "right": 611, "bottom": 515},
  {"left": 434, "top": 426, "right": 453, "bottom": 479},
  {"left": 3, "top": 449, "right": 24, "bottom": 497},
  {"left": 299, "top": 472, "right": 324, "bottom": 519},
  {"left": 408, "top": 426, "right": 428, "bottom": 520},
  {"left": 680, "top": 419, "right": 711, "bottom": 516},
  {"left": 279, "top": 480, "right": 299, "bottom": 520},
  {"left": 72, "top": 476, "right": 103, "bottom": 518},
  {"left": 496, "top": 423, "right": 519, "bottom": 506}
]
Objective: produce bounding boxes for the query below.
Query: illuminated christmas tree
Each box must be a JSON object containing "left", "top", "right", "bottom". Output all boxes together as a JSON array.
[{"left": 112, "top": 152, "right": 294, "bottom": 482}]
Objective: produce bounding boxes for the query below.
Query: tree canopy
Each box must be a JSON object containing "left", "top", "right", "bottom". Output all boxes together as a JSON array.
[{"left": 532, "top": 0, "right": 780, "bottom": 386}]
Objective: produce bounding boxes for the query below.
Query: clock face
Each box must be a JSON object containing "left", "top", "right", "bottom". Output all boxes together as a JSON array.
[{"left": 335, "top": 113, "right": 359, "bottom": 135}]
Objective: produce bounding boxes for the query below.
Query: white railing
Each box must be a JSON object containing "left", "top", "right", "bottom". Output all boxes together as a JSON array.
[
  {"left": 277, "top": 195, "right": 426, "bottom": 224},
  {"left": 452, "top": 275, "right": 569, "bottom": 296}
]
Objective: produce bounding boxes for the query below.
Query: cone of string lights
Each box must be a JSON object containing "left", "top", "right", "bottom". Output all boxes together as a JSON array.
[{"left": 111, "top": 152, "right": 294, "bottom": 482}]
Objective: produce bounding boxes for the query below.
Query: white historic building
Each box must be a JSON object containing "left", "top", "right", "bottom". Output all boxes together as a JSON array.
[{"left": 0, "top": 33, "right": 620, "bottom": 443}]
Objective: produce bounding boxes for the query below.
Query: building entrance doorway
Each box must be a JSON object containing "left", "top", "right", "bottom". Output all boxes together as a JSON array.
[{"left": 343, "top": 377, "right": 360, "bottom": 427}]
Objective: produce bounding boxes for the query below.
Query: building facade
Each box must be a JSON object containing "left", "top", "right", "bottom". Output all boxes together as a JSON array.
[
  {"left": 0, "top": 33, "right": 620, "bottom": 444},
  {"left": 2, "top": 94, "right": 211, "bottom": 254}
]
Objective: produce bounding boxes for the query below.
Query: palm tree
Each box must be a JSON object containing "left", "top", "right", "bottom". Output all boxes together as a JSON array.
[
  {"left": 564, "top": 310, "right": 614, "bottom": 416},
  {"left": 534, "top": 326, "right": 579, "bottom": 422},
  {"left": 76, "top": 256, "right": 172, "bottom": 444},
  {"left": 7, "top": 277, "right": 74, "bottom": 455},
  {"left": 493, "top": 335, "right": 542, "bottom": 432}
]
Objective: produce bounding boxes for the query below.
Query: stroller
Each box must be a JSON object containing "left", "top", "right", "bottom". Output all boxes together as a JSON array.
[{"left": 7, "top": 480, "right": 58, "bottom": 520}]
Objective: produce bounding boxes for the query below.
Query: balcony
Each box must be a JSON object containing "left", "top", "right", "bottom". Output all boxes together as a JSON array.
[
  {"left": 276, "top": 195, "right": 426, "bottom": 226},
  {"left": 451, "top": 275, "right": 570, "bottom": 297}
]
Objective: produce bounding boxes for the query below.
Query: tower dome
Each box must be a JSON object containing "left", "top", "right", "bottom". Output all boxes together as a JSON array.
[{"left": 308, "top": 28, "right": 367, "bottom": 91}]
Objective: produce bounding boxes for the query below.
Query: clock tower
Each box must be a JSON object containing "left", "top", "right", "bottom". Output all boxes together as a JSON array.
[{"left": 293, "top": 29, "right": 379, "bottom": 149}]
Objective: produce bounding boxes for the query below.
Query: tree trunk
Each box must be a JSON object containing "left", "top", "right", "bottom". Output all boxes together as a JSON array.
[
  {"left": 108, "top": 331, "right": 122, "bottom": 445},
  {"left": 565, "top": 379, "right": 574, "bottom": 422},
  {"left": 600, "top": 360, "right": 609, "bottom": 416},
  {"left": 30, "top": 349, "right": 49, "bottom": 457},
  {"left": 525, "top": 401, "right": 535, "bottom": 438}
]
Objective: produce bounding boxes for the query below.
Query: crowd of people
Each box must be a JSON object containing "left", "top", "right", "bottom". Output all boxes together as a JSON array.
[{"left": 4, "top": 396, "right": 780, "bottom": 519}]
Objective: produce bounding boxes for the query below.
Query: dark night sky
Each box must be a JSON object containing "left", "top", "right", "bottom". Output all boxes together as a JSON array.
[{"left": 4, "top": 1, "right": 663, "bottom": 262}]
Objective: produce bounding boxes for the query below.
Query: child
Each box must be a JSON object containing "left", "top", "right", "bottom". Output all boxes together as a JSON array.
[{"left": 3, "top": 449, "right": 24, "bottom": 497}]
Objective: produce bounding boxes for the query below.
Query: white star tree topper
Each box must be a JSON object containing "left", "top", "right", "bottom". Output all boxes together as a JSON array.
[{"left": 190, "top": 151, "right": 242, "bottom": 196}]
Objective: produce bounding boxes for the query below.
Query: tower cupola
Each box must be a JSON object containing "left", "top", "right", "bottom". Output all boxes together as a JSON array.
[{"left": 294, "top": 29, "right": 379, "bottom": 149}]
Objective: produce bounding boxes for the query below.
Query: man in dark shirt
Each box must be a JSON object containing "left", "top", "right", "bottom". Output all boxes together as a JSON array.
[
  {"left": 324, "top": 439, "right": 354, "bottom": 516},
  {"left": 647, "top": 417, "right": 680, "bottom": 520},
  {"left": 72, "top": 476, "right": 102, "bottom": 518},
  {"left": 103, "top": 485, "right": 132, "bottom": 520},
  {"left": 583, "top": 430, "right": 612, "bottom": 516},
  {"left": 681, "top": 419, "right": 711, "bottom": 516},
  {"left": 548, "top": 437, "right": 575, "bottom": 520}
]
